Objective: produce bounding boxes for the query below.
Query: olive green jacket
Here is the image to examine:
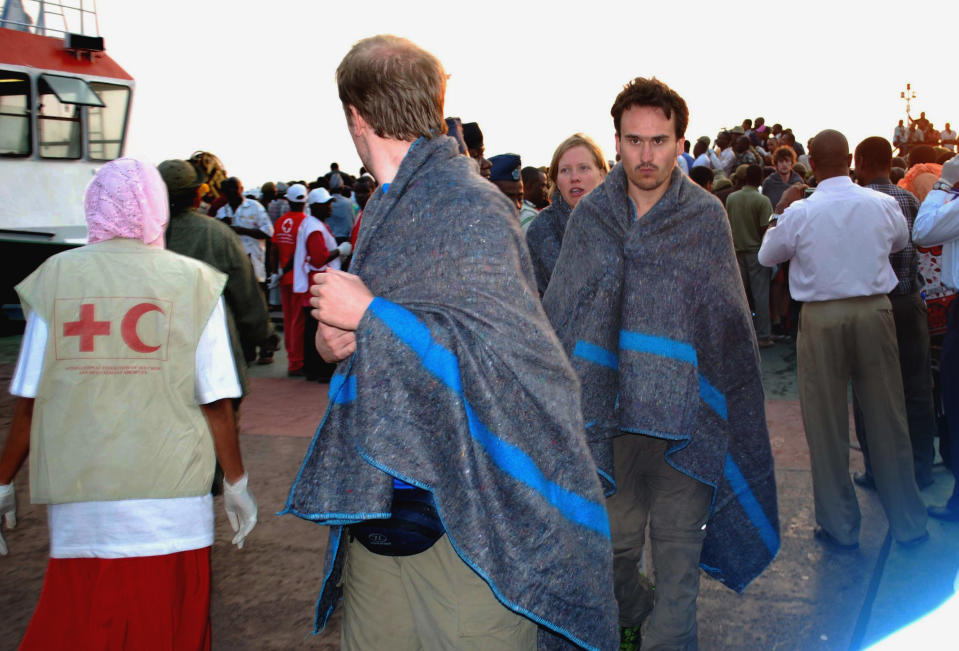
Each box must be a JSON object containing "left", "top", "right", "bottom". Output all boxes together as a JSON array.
[{"left": 165, "top": 208, "right": 274, "bottom": 395}]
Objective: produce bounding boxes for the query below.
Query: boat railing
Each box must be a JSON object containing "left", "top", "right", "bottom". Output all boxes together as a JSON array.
[{"left": 0, "top": 0, "right": 100, "bottom": 38}]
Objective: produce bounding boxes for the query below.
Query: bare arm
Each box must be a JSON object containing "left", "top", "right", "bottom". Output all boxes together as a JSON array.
[
  {"left": 200, "top": 399, "right": 244, "bottom": 484},
  {"left": 0, "top": 398, "right": 33, "bottom": 485}
]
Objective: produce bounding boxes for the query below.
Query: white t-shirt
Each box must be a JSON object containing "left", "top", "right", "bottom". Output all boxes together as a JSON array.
[
  {"left": 10, "top": 298, "right": 241, "bottom": 558},
  {"left": 216, "top": 198, "right": 274, "bottom": 281}
]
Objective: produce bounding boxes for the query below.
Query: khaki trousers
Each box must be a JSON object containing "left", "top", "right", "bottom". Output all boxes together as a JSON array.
[
  {"left": 341, "top": 534, "right": 537, "bottom": 651},
  {"left": 797, "top": 295, "right": 927, "bottom": 545}
]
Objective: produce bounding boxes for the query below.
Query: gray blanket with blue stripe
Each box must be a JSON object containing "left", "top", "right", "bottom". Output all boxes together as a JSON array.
[
  {"left": 542, "top": 164, "right": 780, "bottom": 592},
  {"left": 282, "top": 135, "right": 617, "bottom": 650}
]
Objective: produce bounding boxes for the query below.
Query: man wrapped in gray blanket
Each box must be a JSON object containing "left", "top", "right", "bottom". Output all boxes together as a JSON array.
[
  {"left": 282, "top": 35, "right": 617, "bottom": 651},
  {"left": 543, "top": 78, "right": 780, "bottom": 650}
]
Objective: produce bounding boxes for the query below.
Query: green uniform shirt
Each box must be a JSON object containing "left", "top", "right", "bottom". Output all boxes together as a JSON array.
[
  {"left": 725, "top": 186, "right": 773, "bottom": 253},
  {"left": 165, "top": 208, "right": 274, "bottom": 395}
]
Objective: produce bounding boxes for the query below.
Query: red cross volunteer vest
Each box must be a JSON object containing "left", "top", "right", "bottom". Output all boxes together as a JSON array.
[{"left": 15, "top": 238, "right": 227, "bottom": 504}]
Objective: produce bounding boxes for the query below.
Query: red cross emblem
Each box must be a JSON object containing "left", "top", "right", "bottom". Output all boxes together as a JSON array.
[{"left": 62, "top": 303, "right": 111, "bottom": 352}]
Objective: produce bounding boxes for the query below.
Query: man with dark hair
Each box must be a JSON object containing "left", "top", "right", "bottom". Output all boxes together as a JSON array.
[
  {"left": 727, "top": 164, "right": 775, "bottom": 347},
  {"left": 519, "top": 165, "right": 548, "bottom": 233},
  {"left": 893, "top": 119, "right": 908, "bottom": 155},
  {"left": 489, "top": 153, "right": 524, "bottom": 213},
  {"left": 942, "top": 122, "right": 957, "bottom": 152},
  {"left": 283, "top": 34, "right": 616, "bottom": 651},
  {"left": 327, "top": 183, "right": 356, "bottom": 243},
  {"left": 733, "top": 135, "right": 762, "bottom": 169},
  {"left": 679, "top": 139, "right": 694, "bottom": 173},
  {"left": 688, "top": 165, "right": 713, "bottom": 190},
  {"left": 715, "top": 129, "right": 735, "bottom": 174},
  {"left": 348, "top": 175, "right": 376, "bottom": 248},
  {"left": 691, "top": 136, "right": 723, "bottom": 171},
  {"left": 759, "top": 129, "right": 928, "bottom": 551},
  {"left": 762, "top": 146, "right": 803, "bottom": 208},
  {"left": 908, "top": 145, "right": 939, "bottom": 167},
  {"left": 217, "top": 178, "right": 274, "bottom": 285},
  {"left": 461, "top": 121, "right": 492, "bottom": 178},
  {"left": 545, "top": 76, "right": 779, "bottom": 650},
  {"left": 851, "top": 136, "right": 936, "bottom": 491},
  {"left": 327, "top": 162, "right": 344, "bottom": 190},
  {"left": 780, "top": 130, "right": 804, "bottom": 157}
]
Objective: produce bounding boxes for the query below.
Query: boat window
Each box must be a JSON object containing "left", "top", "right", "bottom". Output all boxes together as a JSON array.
[
  {"left": 38, "top": 76, "right": 82, "bottom": 159},
  {"left": 38, "top": 74, "right": 105, "bottom": 107},
  {"left": 0, "top": 70, "right": 31, "bottom": 157},
  {"left": 86, "top": 82, "right": 130, "bottom": 161}
]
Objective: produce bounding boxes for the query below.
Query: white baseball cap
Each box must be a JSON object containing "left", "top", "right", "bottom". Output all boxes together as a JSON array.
[
  {"left": 285, "top": 183, "right": 308, "bottom": 203},
  {"left": 307, "top": 187, "right": 333, "bottom": 204}
]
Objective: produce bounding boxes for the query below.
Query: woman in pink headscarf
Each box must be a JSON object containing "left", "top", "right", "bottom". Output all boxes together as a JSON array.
[{"left": 0, "top": 158, "right": 257, "bottom": 650}]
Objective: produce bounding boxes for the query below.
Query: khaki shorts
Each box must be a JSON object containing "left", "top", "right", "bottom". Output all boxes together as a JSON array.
[{"left": 341, "top": 534, "right": 537, "bottom": 650}]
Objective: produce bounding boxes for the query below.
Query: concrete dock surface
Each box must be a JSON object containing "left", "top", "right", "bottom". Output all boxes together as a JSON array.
[{"left": 0, "top": 334, "right": 956, "bottom": 650}]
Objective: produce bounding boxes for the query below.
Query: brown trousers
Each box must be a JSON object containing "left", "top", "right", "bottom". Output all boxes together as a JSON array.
[{"left": 797, "top": 295, "right": 927, "bottom": 544}]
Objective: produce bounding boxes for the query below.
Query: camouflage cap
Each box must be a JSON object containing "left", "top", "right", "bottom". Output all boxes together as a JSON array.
[{"left": 157, "top": 159, "right": 205, "bottom": 194}]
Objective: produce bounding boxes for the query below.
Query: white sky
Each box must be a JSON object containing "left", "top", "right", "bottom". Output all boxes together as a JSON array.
[{"left": 75, "top": 0, "right": 959, "bottom": 186}]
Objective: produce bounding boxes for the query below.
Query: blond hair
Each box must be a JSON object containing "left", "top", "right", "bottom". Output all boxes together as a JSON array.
[{"left": 336, "top": 35, "right": 447, "bottom": 141}]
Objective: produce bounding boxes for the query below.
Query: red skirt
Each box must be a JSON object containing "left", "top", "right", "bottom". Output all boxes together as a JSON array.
[{"left": 20, "top": 547, "right": 211, "bottom": 651}]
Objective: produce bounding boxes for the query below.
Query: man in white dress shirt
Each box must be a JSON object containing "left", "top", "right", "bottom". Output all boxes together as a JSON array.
[
  {"left": 758, "top": 129, "right": 928, "bottom": 550},
  {"left": 912, "top": 154, "right": 959, "bottom": 520},
  {"left": 941, "top": 123, "right": 957, "bottom": 152}
]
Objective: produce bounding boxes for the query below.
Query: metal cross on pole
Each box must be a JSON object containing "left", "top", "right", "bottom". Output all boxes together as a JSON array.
[{"left": 900, "top": 83, "right": 916, "bottom": 120}]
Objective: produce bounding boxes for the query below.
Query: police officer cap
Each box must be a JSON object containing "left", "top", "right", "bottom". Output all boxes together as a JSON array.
[
  {"left": 488, "top": 154, "right": 522, "bottom": 182},
  {"left": 462, "top": 122, "right": 484, "bottom": 150},
  {"left": 158, "top": 159, "right": 205, "bottom": 194}
]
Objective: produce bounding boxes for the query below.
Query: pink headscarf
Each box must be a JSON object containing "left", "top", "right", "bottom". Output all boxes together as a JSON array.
[{"left": 84, "top": 157, "right": 169, "bottom": 248}]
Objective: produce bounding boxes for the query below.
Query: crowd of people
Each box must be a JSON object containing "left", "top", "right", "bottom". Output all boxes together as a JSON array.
[
  {"left": 1, "top": 32, "right": 959, "bottom": 651},
  {"left": 894, "top": 113, "right": 957, "bottom": 157}
]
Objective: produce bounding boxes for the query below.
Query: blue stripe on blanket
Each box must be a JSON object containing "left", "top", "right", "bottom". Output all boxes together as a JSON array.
[
  {"left": 619, "top": 330, "right": 698, "bottom": 366},
  {"left": 328, "top": 372, "right": 357, "bottom": 404},
  {"left": 573, "top": 340, "right": 619, "bottom": 369},
  {"left": 369, "top": 298, "right": 611, "bottom": 539},
  {"left": 698, "top": 375, "right": 727, "bottom": 421},
  {"left": 723, "top": 454, "right": 780, "bottom": 555},
  {"left": 614, "top": 329, "right": 778, "bottom": 554}
]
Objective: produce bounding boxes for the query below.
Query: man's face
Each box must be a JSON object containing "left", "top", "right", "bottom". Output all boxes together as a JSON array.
[
  {"left": 716, "top": 133, "right": 730, "bottom": 149},
  {"left": 734, "top": 136, "right": 750, "bottom": 154},
  {"left": 469, "top": 146, "right": 492, "bottom": 178},
  {"left": 776, "top": 158, "right": 792, "bottom": 176},
  {"left": 224, "top": 182, "right": 243, "bottom": 202},
  {"left": 354, "top": 182, "right": 372, "bottom": 209},
  {"left": 615, "top": 105, "right": 683, "bottom": 196},
  {"left": 525, "top": 170, "right": 549, "bottom": 208},
  {"left": 310, "top": 202, "right": 332, "bottom": 219},
  {"left": 493, "top": 179, "right": 524, "bottom": 212}
]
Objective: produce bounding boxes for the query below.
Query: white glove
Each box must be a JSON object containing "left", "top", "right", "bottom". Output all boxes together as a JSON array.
[
  {"left": 267, "top": 272, "right": 280, "bottom": 290},
  {"left": 223, "top": 473, "right": 257, "bottom": 549},
  {"left": 336, "top": 242, "right": 353, "bottom": 258},
  {"left": 0, "top": 483, "right": 16, "bottom": 555},
  {"left": 940, "top": 156, "right": 959, "bottom": 188}
]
